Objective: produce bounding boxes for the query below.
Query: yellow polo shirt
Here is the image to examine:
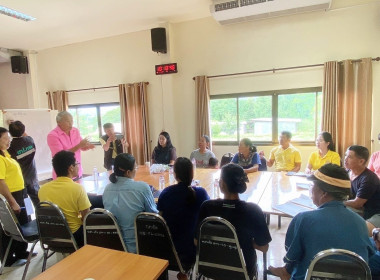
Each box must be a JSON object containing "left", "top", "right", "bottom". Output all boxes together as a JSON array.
[
  {"left": 269, "top": 145, "right": 302, "bottom": 172},
  {"left": 308, "top": 150, "right": 341, "bottom": 171},
  {"left": 39, "top": 177, "right": 91, "bottom": 233},
  {"left": 0, "top": 151, "right": 24, "bottom": 193}
]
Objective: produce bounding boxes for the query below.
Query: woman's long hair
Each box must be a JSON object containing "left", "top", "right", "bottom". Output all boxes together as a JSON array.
[
  {"left": 320, "top": 131, "right": 335, "bottom": 151},
  {"left": 174, "top": 157, "right": 196, "bottom": 205},
  {"left": 109, "top": 153, "right": 135, "bottom": 183},
  {"left": 156, "top": 131, "right": 174, "bottom": 149}
]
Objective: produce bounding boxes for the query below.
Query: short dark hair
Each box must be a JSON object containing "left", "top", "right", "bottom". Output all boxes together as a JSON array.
[
  {"left": 103, "top": 123, "right": 114, "bottom": 130},
  {"left": 209, "top": 157, "right": 219, "bottom": 168},
  {"left": 347, "top": 145, "right": 370, "bottom": 163},
  {"left": 174, "top": 157, "right": 193, "bottom": 186},
  {"left": 8, "top": 121, "right": 25, "bottom": 137},
  {"left": 281, "top": 131, "right": 292, "bottom": 139},
  {"left": 319, "top": 131, "right": 335, "bottom": 151},
  {"left": 221, "top": 163, "right": 247, "bottom": 194},
  {"left": 110, "top": 153, "right": 135, "bottom": 183},
  {"left": 240, "top": 138, "right": 257, "bottom": 153},
  {"left": 52, "top": 150, "right": 76, "bottom": 177}
]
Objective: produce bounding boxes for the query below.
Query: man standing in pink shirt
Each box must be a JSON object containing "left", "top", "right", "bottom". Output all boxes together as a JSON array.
[
  {"left": 47, "top": 111, "right": 95, "bottom": 179},
  {"left": 368, "top": 133, "right": 380, "bottom": 179}
]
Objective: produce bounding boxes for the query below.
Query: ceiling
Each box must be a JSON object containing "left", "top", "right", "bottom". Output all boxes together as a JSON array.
[
  {"left": 0, "top": 0, "right": 378, "bottom": 52},
  {"left": 0, "top": 0, "right": 211, "bottom": 51}
]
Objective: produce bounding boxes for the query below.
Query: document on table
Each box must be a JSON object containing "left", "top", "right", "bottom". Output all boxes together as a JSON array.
[
  {"left": 286, "top": 171, "right": 307, "bottom": 177},
  {"left": 273, "top": 194, "right": 316, "bottom": 217}
]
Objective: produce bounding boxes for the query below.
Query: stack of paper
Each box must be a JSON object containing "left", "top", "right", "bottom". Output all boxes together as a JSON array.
[{"left": 273, "top": 194, "right": 316, "bottom": 217}]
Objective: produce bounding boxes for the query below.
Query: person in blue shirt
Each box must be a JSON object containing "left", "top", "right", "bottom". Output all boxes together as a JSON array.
[
  {"left": 157, "top": 157, "right": 209, "bottom": 269},
  {"left": 102, "top": 153, "right": 158, "bottom": 253},
  {"left": 269, "top": 163, "right": 374, "bottom": 280},
  {"left": 231, "top": 138, "right": 262, "bottom": 173}
]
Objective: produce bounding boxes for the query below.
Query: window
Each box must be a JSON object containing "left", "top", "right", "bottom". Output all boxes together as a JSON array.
[
  {"left": 68, "top": 103, "right": 121, "bottom": 143},
  {"left": 210, "top": 87, "right": 322, "bottom": 145}
]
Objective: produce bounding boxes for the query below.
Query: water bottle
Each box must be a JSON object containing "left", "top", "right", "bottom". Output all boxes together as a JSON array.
[
  {"left": 93, "top": 166, "right": 99, "bottom": 188},
  {"left": 169, "top": 167, "right": 175, "bottom": 185},
  {"left": 214, "top": 178, "right": 220, "bottom": 199},
  {"left": 192, "top": 158, "right": 197, "bottom": 174},
  {"left": 159, "top": 175, "right": 165, "bottom": 191}
]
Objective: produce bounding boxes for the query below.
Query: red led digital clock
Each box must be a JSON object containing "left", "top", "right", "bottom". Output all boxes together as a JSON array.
[{"left": 155, "top": 63, "right": 178, "bottom": 75}]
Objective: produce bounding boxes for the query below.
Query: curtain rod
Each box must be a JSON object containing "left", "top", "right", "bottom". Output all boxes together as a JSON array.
[
  {"left": 192, "top": 57, "right": 380, "bottom": 80},
  {"left": 46, "top": 82, "right": 150, "bottom": 93}
]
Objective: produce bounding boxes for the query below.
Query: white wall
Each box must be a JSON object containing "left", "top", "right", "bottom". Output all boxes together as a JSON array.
[
  {"left": 0, "top": 62, "right": 28, "bottom": 109},
  {"left": 2, "top": 2, "right": 380, "bottom": 174}
]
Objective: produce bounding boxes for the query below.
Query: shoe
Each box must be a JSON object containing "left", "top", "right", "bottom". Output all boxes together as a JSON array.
[
  {"left": 4, "top": 256, "right": 17, "bottom": 267},
  {"left": 10, "top": 259, "right": 27, "bottom": 267},
  {"left": 16, "top": 251, "right": 38, "bottom": 259}
]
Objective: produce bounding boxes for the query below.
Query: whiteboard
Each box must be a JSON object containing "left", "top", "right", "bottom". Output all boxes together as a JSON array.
[{"left": 2, "top": 109, "right": 58, "bottom": 181}]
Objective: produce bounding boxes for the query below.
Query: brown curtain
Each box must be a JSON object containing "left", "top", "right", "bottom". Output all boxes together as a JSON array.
[
  {"left": 322, "top": 58, "right": 372, "bottom": 157},
  {"left": 195, "top": 76, "right": 211, "bottom": 149},
  {"left": 119, "top": 82, "right": 151, "bottom": 165},
  {"left": 46, "top": 90, "right": 68, "bottom": 111}
]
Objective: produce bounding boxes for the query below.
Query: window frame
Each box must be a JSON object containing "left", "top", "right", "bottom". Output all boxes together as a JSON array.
[
  {"left": 68, "top": 102, "right": 121, "bottom": 144},
  {"left": 210, "top": 87, "right": 322, "bottom": 146}
]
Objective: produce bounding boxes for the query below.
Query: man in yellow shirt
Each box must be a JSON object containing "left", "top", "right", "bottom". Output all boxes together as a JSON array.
[
  {"left": 39, "top": 150, "right": 91, "bottom": 247},
  {"left": 267, "top": 131, "right": 302, "bottom": 172}
]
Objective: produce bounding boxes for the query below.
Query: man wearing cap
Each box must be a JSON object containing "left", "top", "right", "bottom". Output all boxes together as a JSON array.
[
  {"left": 344, "top": 145, "right": 380, "bottom": 219},
  {"left": 269, "top": 163, "right": 374, "bottom": 280}
]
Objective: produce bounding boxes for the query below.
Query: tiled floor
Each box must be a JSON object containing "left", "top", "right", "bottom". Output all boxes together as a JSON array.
[{"left": 0, "top": 215, "right": 290, "bottom": 280}]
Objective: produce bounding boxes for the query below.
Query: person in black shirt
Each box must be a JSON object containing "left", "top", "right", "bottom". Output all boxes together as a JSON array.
[
  {"left": 8, "top": 121, "right": 39, "bottom": 207},
  {"left": 151, "top": 131, "right": 177, "bottom": 165},
  {"left": 99, "top": 123, "right": 128, "bottom": 171},
  {"left": 196, "top": 163, "right": 271, "bottom": 280},
  {"left": 344, "top": 145, "right": 380, "bottom": 219}
]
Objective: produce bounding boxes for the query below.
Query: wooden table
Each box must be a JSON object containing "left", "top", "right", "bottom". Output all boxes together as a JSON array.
[
  {"left": 81, "top": 167, "right": 313, "bottom": 227},
  {"left": 33, "top": 245, "right": 168, "bottom": 280},
  {"left": 258, "top": 172, "right": 311, "bottom": 227}
]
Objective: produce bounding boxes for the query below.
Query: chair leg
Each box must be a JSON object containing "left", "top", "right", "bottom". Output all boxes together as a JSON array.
[
  {"left": 278, "top": 215, "right": 281, "bottom": 229},
  {"left": 22, "top": 240, "right": 38, "bottom": 280},
  {"left": 0, "top": 238, "right": 13, "bottom": 275},
  {"left": 263, "top": 251, "right": 267, "bottom": 280},
  {"left": 42, "top": 248, "right": 49, "bottom": 272}
]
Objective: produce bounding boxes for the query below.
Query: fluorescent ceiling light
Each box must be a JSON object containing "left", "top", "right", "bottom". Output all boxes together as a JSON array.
[{"left": 0, "top": 5, "right": 36, "bottom": 22}]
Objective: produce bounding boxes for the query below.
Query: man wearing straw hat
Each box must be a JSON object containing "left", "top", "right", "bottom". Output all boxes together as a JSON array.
[{"left": 269, "top": 163, "right": 374, "bottom": 280}]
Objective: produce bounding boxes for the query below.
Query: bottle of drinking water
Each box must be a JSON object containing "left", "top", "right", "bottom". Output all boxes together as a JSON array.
[
  {"left": 192, "top": 158, "right": 196, "bottom": 174},
  {"left": 93, "top": 166, "right": 99, "bottom": 188},
  {"left": 214, "top": 178, "right": 220, "bottom": 199},
  {"left": 169, "top": 167, "right": 175, "bottom": 184},
  {"left": 159, "top": 175, "right": 165, "bottom": 191}
]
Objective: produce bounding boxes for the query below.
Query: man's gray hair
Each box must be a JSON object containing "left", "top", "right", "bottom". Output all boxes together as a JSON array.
[{"left": 56, "top": 111, "right": 72, "bottom": 123}]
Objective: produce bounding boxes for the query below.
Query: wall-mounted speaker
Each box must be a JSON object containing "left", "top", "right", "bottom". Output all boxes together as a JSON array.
[
  {"left": 11, "top": 56, "right": 29, "bottom": 74},
  {"left": 151, "top": 28, "right": 167, "bottom": 54}
]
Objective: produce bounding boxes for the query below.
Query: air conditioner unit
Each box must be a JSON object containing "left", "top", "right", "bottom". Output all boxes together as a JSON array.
[{"left": 210, "top": 0, "right": 332, "bottom": 25}]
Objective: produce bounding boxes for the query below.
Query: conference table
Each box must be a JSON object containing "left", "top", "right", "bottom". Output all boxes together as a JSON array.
[
  {"left": 81, "top": 166, "right": 314, "bottom": 227},
  {"left": 33, "top": 245, "right": 168, "bottom": 280}
]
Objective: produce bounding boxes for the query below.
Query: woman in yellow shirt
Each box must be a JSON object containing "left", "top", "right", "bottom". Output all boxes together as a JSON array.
[
  {"left": 305, "top": 131, "right": 341, "bottom": 174},
  {"left": 0, "top": 127, "right": 29, "bottom": 266}
]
